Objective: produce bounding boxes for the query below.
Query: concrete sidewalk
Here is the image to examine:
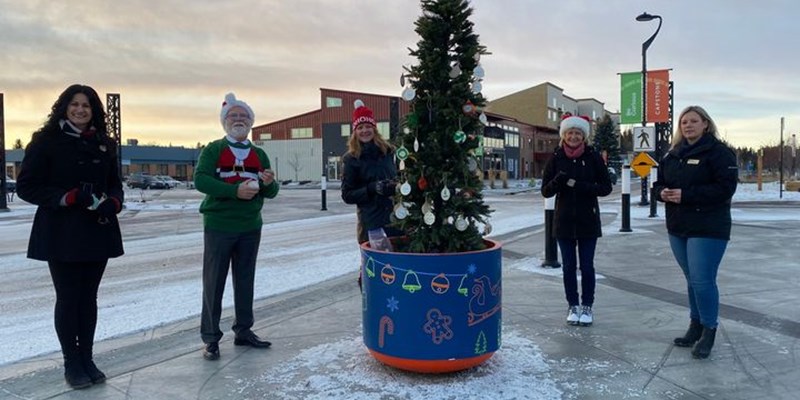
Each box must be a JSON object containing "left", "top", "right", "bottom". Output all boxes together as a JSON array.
[{"left": 1, "top": 206, "right": 798, "bottom": 399}]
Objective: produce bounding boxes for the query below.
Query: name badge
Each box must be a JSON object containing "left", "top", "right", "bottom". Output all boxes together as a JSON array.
[{"left": 687, "top": 159, "right": 700, "bottom": 165}]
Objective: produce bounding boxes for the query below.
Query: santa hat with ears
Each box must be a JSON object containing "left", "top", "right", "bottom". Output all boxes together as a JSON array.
[
  {"left": 559, "top": 114, "right": 592, "bottom": 141},
  {"left": 352, "top": 99, "right": 376, "bottom": 129},
  {"left": 219, "top": 92, "right": 255, "bottom": 129}
]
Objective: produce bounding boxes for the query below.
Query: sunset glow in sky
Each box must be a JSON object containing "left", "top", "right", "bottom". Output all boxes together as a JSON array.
[{"left": 1, "top": 0, "right": 798, "bottom": 149}]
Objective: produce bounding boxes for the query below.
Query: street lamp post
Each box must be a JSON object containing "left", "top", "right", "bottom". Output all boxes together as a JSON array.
[{"left": 636, "top": 12, "right": 662, "bottom": 206}]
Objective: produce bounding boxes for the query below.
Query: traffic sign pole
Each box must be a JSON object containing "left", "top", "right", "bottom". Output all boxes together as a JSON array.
[{"left": 620, "top": 165, "right": 632, "bottom": 232}]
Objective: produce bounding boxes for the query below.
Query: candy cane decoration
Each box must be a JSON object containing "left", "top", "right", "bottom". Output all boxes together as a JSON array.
[{"left": 378, "top": 316, "right": 394, "bottom": 348}]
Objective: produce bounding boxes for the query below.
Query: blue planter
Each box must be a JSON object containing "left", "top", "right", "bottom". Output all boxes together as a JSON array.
[{"left": 361, "top": 239, "right": 502, "bottom": 373}]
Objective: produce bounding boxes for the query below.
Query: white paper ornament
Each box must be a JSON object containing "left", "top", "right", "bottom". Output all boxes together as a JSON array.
[
  {"left": 414, "top": 137, "right": 419, "bottom": 152},
  {"left": 421, "top": 199, "right": 433, "bottom": 214},
  {"left": 441, "top": 186, "right": 451, "bottom": 201},
  {"left": 474, "top": 52, "right": 481, "bottom": 62},
  {"left": 424, "top": 212, "right": 435, "bottom": 225},
  {"left": 402, "top": 86, "right": 416, "bottom": 101},
  {"left": 449, "top": 63, "right": 462, "bottom": 78},
  {"left": 471, "top": 81, "right": 482, "bottom": 94},
  {"left": 400, "top": 181, "right": 412, "bottom": 196},
  {"left": 395, "top": 205, "right": 409, "bottom": 219},
  {"left": 473, "top": 64, "right": 485, "bottom": 78},
  {"left": 483, "top": 222, "right": 493, "bottom": 236},
  {"left": 455, "top": 216, "right": 468, "bottom": 231},
  {"left": 479, "top": 112, "right": 488, "bottom": 125},
  {"left": 399, "top": 160, "right": 406, "bottom": 171},
  {"left": 468, "top": 157, "right": 478, "bottom": 172}
]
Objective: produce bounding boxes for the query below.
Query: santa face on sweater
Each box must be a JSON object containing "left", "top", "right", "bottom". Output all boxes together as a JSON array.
[{"left": 223, "top": 105, "right": 253, "bottom": 141}]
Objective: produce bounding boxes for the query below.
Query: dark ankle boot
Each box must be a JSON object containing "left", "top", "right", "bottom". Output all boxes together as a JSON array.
[
  {"left": 673, "top": 318, "right": 702, "bottom": 347},
  {"left": 64, "top": 358, "right": 92, "bottom": 389},
  {"left": 81, "top": 353, "right": 106, "bottom": 384},
  {"left": 691, "top": 326, "right": 717, "bottom": 359}
]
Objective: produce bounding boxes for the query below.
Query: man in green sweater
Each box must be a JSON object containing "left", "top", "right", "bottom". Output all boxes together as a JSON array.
[{"left": 195, "top": 93, "right": 280, "bottom": 361}]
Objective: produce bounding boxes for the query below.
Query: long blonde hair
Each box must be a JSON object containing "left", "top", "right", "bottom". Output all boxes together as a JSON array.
[
  {"left": 670, "top": 105, "right": 721, "bottom": 150},
  {"left": 346, "top": 124, "right": 394, "bottom": 158}
]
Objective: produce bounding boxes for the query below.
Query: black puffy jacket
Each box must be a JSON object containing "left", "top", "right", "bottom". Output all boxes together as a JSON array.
[
  {"left": 654, "top": 134, "right": 738, "bottom": 240},
  {"left": 17, "top": 126, "right": 124, "bottom": 262},
  {"left": 541, "top": 145, "right": 612, "bottom": 239},
  {"left": 341, "top": 142, "right": 397, "bottom": 243}
]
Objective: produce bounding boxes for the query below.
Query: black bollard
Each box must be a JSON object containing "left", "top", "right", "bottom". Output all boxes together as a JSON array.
[
  {"left": 648, "top": 166, "right": 658, "bottom": 218},
  {"left": 620, "top": 165, "right": 632, "bottom": 232},
  {"left": 541, "top": 195, "right": 561, "bottom": 268},
  {"left": 320, "top": 175, "right": 327, "bottom": 211}
]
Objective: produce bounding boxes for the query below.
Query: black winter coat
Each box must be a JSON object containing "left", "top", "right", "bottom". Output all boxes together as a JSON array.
[
  {"left": 541, "top": 145, "right": 612, "bottom": 239},
  {"left": 654, "top": 134, "right": 738, "bottom": 240},
  {"left": 341, "top": 142, "right": 397, "bottom": 243},
  {"left": 17, "top": 126, "right": 124, "bottom": 262}
]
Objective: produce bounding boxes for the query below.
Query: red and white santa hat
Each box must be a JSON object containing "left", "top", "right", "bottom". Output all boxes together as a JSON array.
[
  {"left": 352, "top": 99, "right": 375, "bottom": 129},
  {"left": 219, "top": 92, "right": 255, "bottom": 129},
  {"left": 559, "top": 114, "right": 592, "bottom": 140}
]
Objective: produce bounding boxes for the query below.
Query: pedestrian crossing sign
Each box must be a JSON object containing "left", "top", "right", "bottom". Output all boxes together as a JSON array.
[{"left": 633, "top": 126, "right": 656, "bottom": 152}]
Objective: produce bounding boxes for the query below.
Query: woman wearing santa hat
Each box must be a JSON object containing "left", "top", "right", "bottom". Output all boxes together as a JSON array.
[
  {"left": 341, "top": 100, "right": 403, "bottom": 288},
  {"left": 541, "top": 114, "right": 613, "bottom": 327}
]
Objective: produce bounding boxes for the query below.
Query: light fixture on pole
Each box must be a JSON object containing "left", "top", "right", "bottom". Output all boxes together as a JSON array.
[{"left": 636, "top": 11, "right": 662, "bottom": 206}]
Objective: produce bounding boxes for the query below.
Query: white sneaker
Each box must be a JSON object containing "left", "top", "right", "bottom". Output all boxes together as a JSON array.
[
  {"left": 579, "top": 305, "right": 593, "bottom": 326},
  {"left": 566, "top": 306, "right": 580, "bottom": 325}
]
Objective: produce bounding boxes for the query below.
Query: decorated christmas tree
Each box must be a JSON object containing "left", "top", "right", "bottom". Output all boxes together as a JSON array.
[{"left": 392, "top": 0, "right": 491, "bottom": 253}]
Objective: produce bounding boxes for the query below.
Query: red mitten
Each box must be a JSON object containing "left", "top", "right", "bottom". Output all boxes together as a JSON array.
[{"left": 64, "top": 189, "right": 93, "bottom": 208}]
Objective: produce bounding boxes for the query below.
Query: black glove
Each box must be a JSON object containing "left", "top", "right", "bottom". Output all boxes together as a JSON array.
[
  {"left": 63, "top": 188, "right": 93, "bottom": 208},
  {"left": 376, "top": 180, "right": 397, "bottom": 197},
  {"left": 96, "top": 197, "right": 120, "bottom": 219},
  {"left": 573, "top": 181, "right": 591, "bottom": 193},
  {"left": 550, "top": 171, "right": 568, "bottom": 188}
]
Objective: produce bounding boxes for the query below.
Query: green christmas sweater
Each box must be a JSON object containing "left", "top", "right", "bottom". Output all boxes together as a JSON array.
[{"left": 195, "top": 137, "right": 279, "bottom": 232}]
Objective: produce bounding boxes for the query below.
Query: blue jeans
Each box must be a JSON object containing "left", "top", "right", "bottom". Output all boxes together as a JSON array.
[
  {"left": 668, "top": 235, "right": 728, "bottom": 328},
  {"left": 557, "top": 238, "right": 598, "bottom": 307}
]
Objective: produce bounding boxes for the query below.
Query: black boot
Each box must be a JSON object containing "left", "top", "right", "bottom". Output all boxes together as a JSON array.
[
  {"left": 673, "top": 318, "right": 702, "bottom": 347},
  {"left": 64, "top": 357, "right": 92, "bottom": 389},
  {"left": 691, "top": 326, "right": 717, "bottom": 359},
  {"left": 81, "top": 351, "right": 106, "bottom": 384}
]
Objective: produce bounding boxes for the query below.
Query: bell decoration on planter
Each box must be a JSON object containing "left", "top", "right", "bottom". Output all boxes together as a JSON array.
[{"left": 360, "top": 0, "right": 501, "bottom": 375}]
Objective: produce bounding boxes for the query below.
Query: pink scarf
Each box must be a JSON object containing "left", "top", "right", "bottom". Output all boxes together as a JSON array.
[{"left": 563, "top": 143, "right": 585, "bottom": 159}]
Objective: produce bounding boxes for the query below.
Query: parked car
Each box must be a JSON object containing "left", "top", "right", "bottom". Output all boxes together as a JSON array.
[
  {"left": 4, "top": 175, "right": 15, "bottom": 192},
  {"left": 149, "top": 176, "right": 170, "bottom": 190},
  {"left": 607, "top": 167, "right": 618, "bottom": 185},
  {"left": 155, "top": 175, "right": 181, "bottom": 189},
  {"left": 127, "top": 173, "right": 154, "bottom": 189}
]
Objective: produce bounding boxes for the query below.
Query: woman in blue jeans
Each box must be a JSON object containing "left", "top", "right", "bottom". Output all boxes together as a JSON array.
[
  {"left": 655, "top": 105, "right": 738, "bottom": 359},
  {"left": 541, "top": 114, "right": 612, "bottom": 326}
]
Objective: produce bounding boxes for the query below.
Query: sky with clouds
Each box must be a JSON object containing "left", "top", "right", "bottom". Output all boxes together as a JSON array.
[{"left": 1, "top": 0, "right": 798, "bottom": 149}]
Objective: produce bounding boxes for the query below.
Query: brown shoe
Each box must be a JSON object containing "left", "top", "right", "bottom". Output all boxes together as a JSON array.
[{"left": 203, "top": 342, "right": 220, "bottom": 360}]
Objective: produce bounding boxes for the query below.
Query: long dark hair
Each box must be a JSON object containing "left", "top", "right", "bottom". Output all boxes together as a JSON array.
[{"left": 32, "top": 84, "right": 109, "bottom": 142}]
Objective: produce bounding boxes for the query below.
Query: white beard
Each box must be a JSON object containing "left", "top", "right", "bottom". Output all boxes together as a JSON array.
[{"left": 227, "top": 125, "right": 250, "bottom": 141}]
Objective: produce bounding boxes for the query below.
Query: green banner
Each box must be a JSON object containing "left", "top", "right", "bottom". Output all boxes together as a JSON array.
[{"left": 620, "top": 72, "right": 642, "bottom": 124}]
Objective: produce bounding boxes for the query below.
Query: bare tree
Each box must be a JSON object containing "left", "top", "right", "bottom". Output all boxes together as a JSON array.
[
  {"left": 286, "top": 153, "right": 303, "bottom": 181},
  {"left": 12, "top": 138, "right": 23, "bottom": 149}
]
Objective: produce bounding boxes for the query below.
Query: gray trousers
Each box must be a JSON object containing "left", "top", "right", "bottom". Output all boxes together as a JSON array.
[{"left": 201, "top": 227, "right": 261, "bottom": 343}]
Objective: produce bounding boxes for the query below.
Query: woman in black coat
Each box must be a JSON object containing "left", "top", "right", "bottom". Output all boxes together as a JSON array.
[
  {"left": 654, "top": 105, "right": 737, "bottom": 359},
  {"left": 541, "top": 115, "right": 612, "bottom": 327},
  {"left": 16, "top": 84, "right": 124, "bottom": 389}
]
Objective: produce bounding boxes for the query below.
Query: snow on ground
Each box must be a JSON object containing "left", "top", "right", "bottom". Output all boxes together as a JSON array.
[{"left": 0, "top": 182, "right": 797, "bottom": 367}]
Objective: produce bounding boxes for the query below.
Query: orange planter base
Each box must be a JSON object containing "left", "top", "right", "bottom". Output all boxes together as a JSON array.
[{"left": 368, "top": 349, "right": 495, "bottom": 374}]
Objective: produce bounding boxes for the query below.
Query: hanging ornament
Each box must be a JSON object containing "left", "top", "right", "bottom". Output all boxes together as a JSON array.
[
  {"left": 396, "top": 146, "right": 409, "bottom": 161},
  {"left": 400, "top": 181, "right": 412, "bottom": 196},
  {"left": 473, "top": 64, "right": 485, "bottom": 78},
  {"left": 468, "top": 157, "right": 478, "bottom": 172},
  {"left": 483, "top": 222, "right": 493, "bottom": 236},
  {"left": 421, "top": 198, "right": 433, "bottom": 215},
  {"left": 417, "top": 175, "right": 428, "bottom": 190},
  {"left": 431, "top": 273, "right": 450, "bottom": 294},
  {"left": 453, "top": 130, "right": 466, "bottom": 143},
  {"left": 471, "top": 81, "right": 482, "bottom": 95},
  {"left": 462, "top": 101, "right": 476, "bottom": 115},
  {"left": 401, "top": 86, "right": 416, "bottom": 101},
  {"left": 399, "top": 160, "right": 406, "bottom": 171},
  {"left": 441, "top": 186, "right": 451, "bottom": 201},
  {"left": 474, "top": 52, "right": 481, "bottom": 63},
  {"left": 455, "top": 215, "right": 468, "bottom": 231},
  {"left": 394, "top": 203, "right": 409, "bottom": 219},
  {"left": 413, "top": 137, "right": 420, "bottom": 152},
  {"left": 424, "top": 211, "right": 436, "bottom": 225},
  {"left": 400, "top": 73, "right": 406, "bottom": 87},
  {"left": 401, "top": 270, "right": 422, "bottom": 293},
  {"left": 403, "top": 126, "right": 411, "bottom": 134},
  {"left": 449, "top": 63, "right": 462, "bottom": 78},
  {"left": 479, "top": 112, "right": 488, "bottom": 125}
]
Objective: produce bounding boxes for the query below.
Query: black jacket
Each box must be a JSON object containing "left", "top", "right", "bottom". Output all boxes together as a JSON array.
[
  {"left": 341, "top": 142, "right": 397, "bottom": 243},
  {"left": 541, "top": 145, "right": 612, "bottom": 239},
  {"left": 17, "top": 126, "right": 124, "bottom": 262},
  {"left": 654, "top": 134, "right": 738, "bottom": 240}
]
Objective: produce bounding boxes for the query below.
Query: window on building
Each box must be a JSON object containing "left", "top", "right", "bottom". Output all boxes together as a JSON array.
[
  {"left": 505, "top": 133, "right": 519, "bottom": 148},
  {"left": 290, "top": 127, "right": 313, "bottom": 139},
  {"left": 341, "top": 124, "right": 351, "bottom": 137},
  {"left": 259, "top": 133, "right": 272, "bottom": 140},
  {"left": 326, "top": 97, "right": 342, "bottom": 107},
  {"left": 376, "top": 122, "right": 390, "bottom": 139}
]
